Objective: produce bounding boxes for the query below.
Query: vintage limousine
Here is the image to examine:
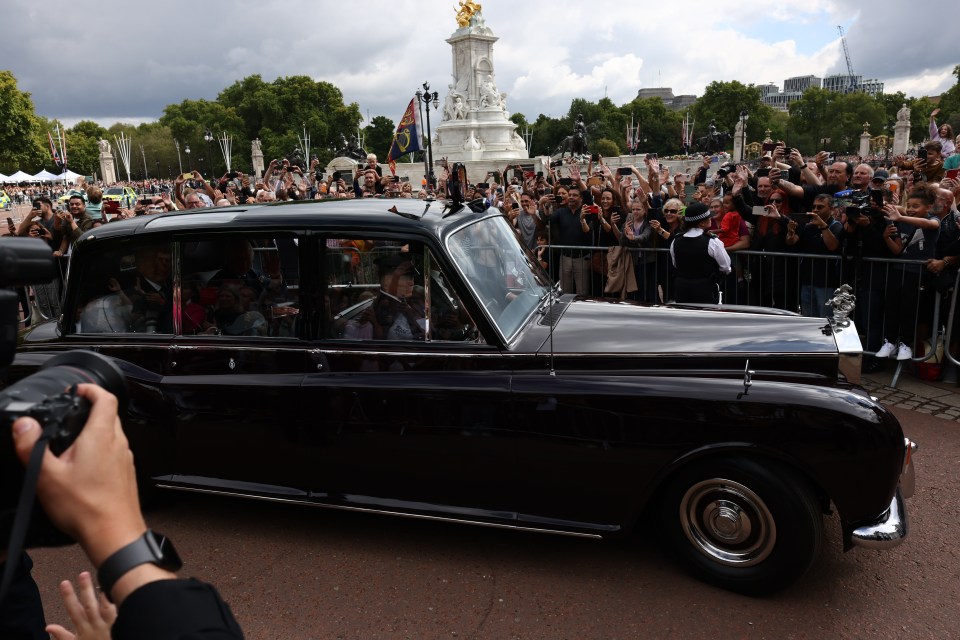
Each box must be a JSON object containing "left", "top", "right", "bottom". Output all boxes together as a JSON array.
[{"left": 10, "top": 197, "right": 916, "bottom": 593}]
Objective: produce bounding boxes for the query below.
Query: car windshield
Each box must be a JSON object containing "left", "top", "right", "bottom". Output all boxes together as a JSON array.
[
  {"left": 446, "top": 214, "right": 551, "bottom": 341},
  {"left": 105, "top": 188, "right": 123, "bottom": 195}
]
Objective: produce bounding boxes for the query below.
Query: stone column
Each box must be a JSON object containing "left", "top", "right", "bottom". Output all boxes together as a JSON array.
[
  {"left": 859, "top": 122, "right": 871, "bottom": 159},
  {"left": 733, "top": 119, "right": 746, "bottom": 162},
  {"left": 251, "top": 138, "right": 264, "bottom": 179},
  {"left": 99, "top": 152, "right": 117, "bottom": 184}
]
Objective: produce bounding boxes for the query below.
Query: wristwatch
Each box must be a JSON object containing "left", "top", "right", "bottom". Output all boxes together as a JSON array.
[{"left": 97, "top": 530, "right": 182, "bottom": 601}]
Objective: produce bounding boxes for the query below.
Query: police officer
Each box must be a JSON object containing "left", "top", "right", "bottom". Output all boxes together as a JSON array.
[{"left": 670, "top": 203, "right": 732, "bottom": 303}]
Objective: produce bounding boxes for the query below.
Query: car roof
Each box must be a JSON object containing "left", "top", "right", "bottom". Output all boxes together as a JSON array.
[{"left": 78, "top": 198, "right": 492, "bottom": 243}]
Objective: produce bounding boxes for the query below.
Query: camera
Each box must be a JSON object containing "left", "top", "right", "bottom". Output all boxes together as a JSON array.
[
  {"left": 0, "top": 238, "right": 128, "bottom": 550},
  {"left": 843, "top": 190, "right": 884, "bottom": 224}
]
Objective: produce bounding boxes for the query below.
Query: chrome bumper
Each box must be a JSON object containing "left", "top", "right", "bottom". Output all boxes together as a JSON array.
[{"left": 851, "top": 438, "right": 917, "bottom": 550}]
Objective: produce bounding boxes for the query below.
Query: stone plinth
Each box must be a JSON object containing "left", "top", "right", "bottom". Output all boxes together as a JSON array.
[
  {"left": 99, "top": 153, "right": 117, "bottom": 184},
  {"left": 893, "top": 121, "right": 911, "bottom": 155},
  {"left": 859, "top": 132, "right": 872, "bottom": 159}
]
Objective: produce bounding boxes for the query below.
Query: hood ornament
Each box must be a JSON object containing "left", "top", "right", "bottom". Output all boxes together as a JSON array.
[{"left": 827, "top": 284, "right": 856, "bottom": 328}]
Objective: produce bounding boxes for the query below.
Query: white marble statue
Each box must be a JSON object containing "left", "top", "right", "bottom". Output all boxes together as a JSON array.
[
  {"left": 897, "top": 103, "right": 910, "bottom": 123},
  {"left": 251, "top": 138, "right": 262, "bottom": 155},
  {"left": 479, "top": 76, "right": 502, "bottom": 108},
  {"left": 98, "top": 139, "right": 111, "bottom": 154}
]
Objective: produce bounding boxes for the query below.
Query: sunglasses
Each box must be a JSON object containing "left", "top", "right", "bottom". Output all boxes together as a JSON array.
[
  {"left": 664, "top": 208, "right": 680, "bottom": 213},
  {"left": 769, "top": 198, "right": 783, "bottom": 203}
]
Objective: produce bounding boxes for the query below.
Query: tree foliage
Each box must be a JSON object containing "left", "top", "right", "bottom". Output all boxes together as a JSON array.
[
  {"left": 2, "top": 67, "right": 956, "bottom": 180},
  {"left": 0, "top": 71, "right": 46, "bottom": 173}
]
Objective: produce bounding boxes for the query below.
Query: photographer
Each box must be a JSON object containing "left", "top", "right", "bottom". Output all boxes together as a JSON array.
[
  {"left": 786, "top": 194, "right": 843, "bottom": 318},
  {"left": 8, "top": 384, "right": 244, "bottom": 639}
]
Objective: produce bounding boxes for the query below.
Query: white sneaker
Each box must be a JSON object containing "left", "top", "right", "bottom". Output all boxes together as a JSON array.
[
  {"left": 896, "top": 343, "right": 913, "bottom": 361},
  {"left": 876, "top": 340, "right": 896, "bottom": 358}
]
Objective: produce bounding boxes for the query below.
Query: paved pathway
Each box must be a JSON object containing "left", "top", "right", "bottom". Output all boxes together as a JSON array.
[{"left": 863, "top": 366, "right": 960, "bottom": 422}]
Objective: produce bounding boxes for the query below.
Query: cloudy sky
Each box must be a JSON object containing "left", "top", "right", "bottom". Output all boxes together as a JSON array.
[{"left": 5, "top": 0, "right": 955, "bottom": 129}]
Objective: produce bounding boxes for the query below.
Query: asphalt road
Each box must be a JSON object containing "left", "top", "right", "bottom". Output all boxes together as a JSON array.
[{"left": 29, "top": 406, "right": 959, "bottom": 640}]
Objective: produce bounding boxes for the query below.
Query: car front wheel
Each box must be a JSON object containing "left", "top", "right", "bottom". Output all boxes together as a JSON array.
[{"left": 658, "top": 457, "right": 824, "bottom": 595}]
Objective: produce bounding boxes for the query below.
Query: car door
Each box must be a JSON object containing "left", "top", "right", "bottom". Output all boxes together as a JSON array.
[
  {"left": 299, "top": 236, "right": 518, "bottom": 523},
  {"left": 161, "top": 232, "right": 328, "bottom": 498}
]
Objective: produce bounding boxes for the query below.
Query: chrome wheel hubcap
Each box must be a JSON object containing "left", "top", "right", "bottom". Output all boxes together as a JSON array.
[{"left": 679, "top": 478, "right": 776, "bottom": 567}]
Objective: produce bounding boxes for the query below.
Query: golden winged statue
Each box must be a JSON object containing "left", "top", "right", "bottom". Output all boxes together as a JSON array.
[{"left": 455, "top": 0, "right": 481, "bottom": 28}]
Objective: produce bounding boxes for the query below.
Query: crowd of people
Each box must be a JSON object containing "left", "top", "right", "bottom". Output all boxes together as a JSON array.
[
  {"left": 6, "top": 112, "right": 960, "bottom": 367},
  {"left": 469, "top": 124, "right": 960, "bottom": 369}
]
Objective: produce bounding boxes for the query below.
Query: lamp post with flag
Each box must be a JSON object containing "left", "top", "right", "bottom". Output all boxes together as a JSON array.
[
  {"left": 386, "top": 96, "right": 424, "bottom": 186},
  {"left": 415, "top": 82, "right": 439, "bottom": 189}
]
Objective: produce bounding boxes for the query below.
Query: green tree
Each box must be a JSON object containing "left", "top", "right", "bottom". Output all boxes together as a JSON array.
[
  {"left": 0, "top": 70, "right": 46, "bottom": 173},
  {"left": 939, "top": 65, "right": 960, "bottom": 132},
  {"left": 593, "top": 138, "right": 620, "bottom": 157},
  {"left": 362, "top": 115, "right": 395, "bottom": 160},
  {"left": 691, "top": 81, "right": 773, "bottom": 148},
  {"left": 64, "top": 120, "right": 108, "bottom": 176}
]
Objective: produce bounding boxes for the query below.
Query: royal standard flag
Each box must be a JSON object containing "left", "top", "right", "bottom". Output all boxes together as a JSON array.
[{"left": 386, "top": 98, "right": 423, "bottom": 163}]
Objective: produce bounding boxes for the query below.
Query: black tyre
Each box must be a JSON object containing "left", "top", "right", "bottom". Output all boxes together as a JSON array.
[{"left": 657, "top": 457, "right": 824, "bottom": 595}]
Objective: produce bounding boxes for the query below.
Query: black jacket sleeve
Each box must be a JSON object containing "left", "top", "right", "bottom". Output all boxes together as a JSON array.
[{"left": 112, "top": 579, "right": 244, "bottom": 640}]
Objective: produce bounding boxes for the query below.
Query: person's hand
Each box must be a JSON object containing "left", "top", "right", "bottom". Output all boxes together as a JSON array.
[
  {"left": 192, "top": 170, "right": 203, "bottom": 180},
  {"left": 10, "top": 385, "right": 146, "bottom": 566},
  {"left": 106, "top": 277, "right": 121, "bottom": 293},
  {"left": 702, "top": 156, "right": 712, "bottom": 169},
  {"left": 649, "top": 219, "right": 662, "bottom": 231},
  {"left": 931, "top": 108, "right": 940, "bottom": 118},
  {"left": 926, "top": 258, "right": 947, "bottom": 274},
  {"left": 6, "top": 220, "right": 15, "bottom": 235},
  {"left": 814, "top": 151, "right": 829, "bottom": 165},
  {"left": 787, "top": 219, "right": 798, "bottom": 233},
  {"left": 883, "top": 203, "right": 902, "bottom": 222},
  {"left": 883, "top": 223, "right": 899, "bottom": 239},
  {"left": 45, "top": 571, "right": 117, "bottom": 640},
  {"left": 808, "top": 211, "right": 828, "bottom": 229},
  {"left": 788, "top": 149, "right": 804, "bottom": 167},
  {"left": 611, "top": 211, "right": 621, "bottom": 226},
  {"left": 913, "top": 158, "right": 927, "bottom": 172},
  {"left": 773, "top": 146, "right": 785, "bottom": 161}
]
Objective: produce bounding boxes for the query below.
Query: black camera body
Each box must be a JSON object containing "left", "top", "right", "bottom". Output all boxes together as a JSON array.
[
  {"left": 0, "top": 238, "right": 127, "bottom": 550},
  {"left": 844, "top": 190, "right": 885, "bottom": 224}
]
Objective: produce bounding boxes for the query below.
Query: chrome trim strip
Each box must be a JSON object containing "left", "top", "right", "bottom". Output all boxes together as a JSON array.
[
  {"left": 850, "top": 487, "right": 907, "bottom": 550},
  {"left": 153, "top": 483, "right": 603, "bottom": 539}
]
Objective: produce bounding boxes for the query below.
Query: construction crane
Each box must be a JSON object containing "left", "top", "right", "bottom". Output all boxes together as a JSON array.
[{"left": 837, "top": 25, "right": 857, "bottom": 93}]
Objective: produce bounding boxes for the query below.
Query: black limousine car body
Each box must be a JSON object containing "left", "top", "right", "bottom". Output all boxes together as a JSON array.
[{"left": 9, "top": 198, "right": 916, "bottom": 593}]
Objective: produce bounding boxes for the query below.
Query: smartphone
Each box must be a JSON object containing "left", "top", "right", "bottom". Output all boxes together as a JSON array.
[
  {"left": 617, "top": 167, "right": 632, "bottom": 176},
  {"left": 400, "top": 176, "right": 410, "bottom": 183},
  {"left": 103, "top": 201, "right": 120, "bottom": 213},
  {"left": 332, "top": 171, "right": 342, "bottom": 182},
  {"left": 591, "top": 153, "right": 600, "bottom": 162},
  {"left": 6, "top": 217, "right": 13, "bottom": 227},
  {"left": 392, "top": 176, "right": 400, "bottom": 183},
  {"left": 762, "top": 142, "right": 777, "bottom": 152},
  {"left": 684, "top": 184, "right": 696, "bottom": 197},
  {"left": 586, "top": 204, "right": 600, "bottom": 214},
  {"left": 181, "top": 173, "right": 193, "bottom": 180},
  {"left": 946, "top": 169, "right": 959, "bottom": 180},
  {"left": 554, "top": 194, "right": 563, "bottom": 203},
  {"left": 476, "top": 182, "right": 489, "bottom": 189},
  {"left": 870, "top": 189, "right": 884, "bottom": 207},
  {"left": 491, "top": 171, "right": 502, "bottom": 183},
  {"left": 559, "top": 177, "right": 573, "bottom": 186}
]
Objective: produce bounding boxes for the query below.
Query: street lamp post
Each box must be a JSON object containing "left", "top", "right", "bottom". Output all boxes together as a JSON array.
[
  {"left": 739, "top": 109, "right": 749, "bottom": 162},
  {"left": 204, "top": 130, "right": 214, "bottom": 176},
  {"left": 175, "top": 140, "right": 183, "bottom": 174},
  {"left": 185, "top": 145, "right": 191, "bottom": 173},
  {"left": 415, "top": 81, "right": 439, "bottom": 189}
]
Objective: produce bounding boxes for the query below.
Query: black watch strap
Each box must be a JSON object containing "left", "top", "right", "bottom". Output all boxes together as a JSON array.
[{"left": 97, "top": 530, "right": 182, "bottom": 600}]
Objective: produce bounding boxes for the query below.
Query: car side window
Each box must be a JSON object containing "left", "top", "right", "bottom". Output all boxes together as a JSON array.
[
  {"left": 325, "top": 238, "right": 479, "bottom": 343},
  {"left": 75, "top": 240, "right": 174, "bottom": 334},
  {"left": 180, "top": 235, "right": 300, "bottom": 337}
]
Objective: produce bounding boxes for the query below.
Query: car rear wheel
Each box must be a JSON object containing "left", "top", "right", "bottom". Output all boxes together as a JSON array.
[{"left": 658, "top": 457, "right": 823, "bottom": 595}]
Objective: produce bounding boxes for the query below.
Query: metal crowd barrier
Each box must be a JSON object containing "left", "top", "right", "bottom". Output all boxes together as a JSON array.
[{"left": 545, "top": 244, "right": 946, "bottom": 388}]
